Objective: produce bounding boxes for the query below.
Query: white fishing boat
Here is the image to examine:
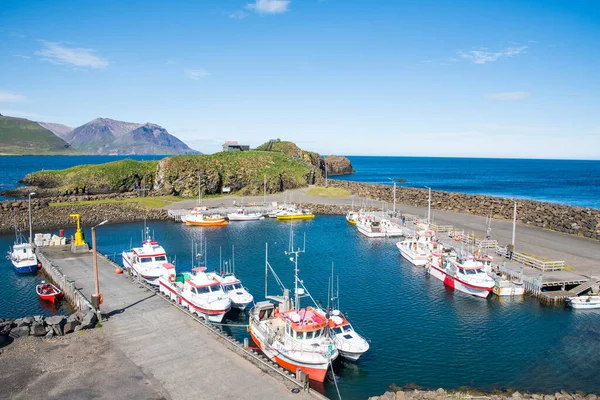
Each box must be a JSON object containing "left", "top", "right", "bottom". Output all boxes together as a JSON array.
[
  {"left": 396, "top": 231, "right": 438, "bottom": 266},
  {"left": 357, "top": 219, "right": 386, "bottom": 238},
  {"left": 206, "top": 259, "right": 254, "bottom": 310},
  {"left": 346, "top": 211, "right": 358, "bottom": 225},
  {"left": 380, "top": 219, "right": 403, "bottom": 237},
  {"left": 181, "top": 209, "right": 228, "bottom": 226},
  {"left": 8, "top": 238, "right": 39, "bottom": 273},
  {"left": 159, "top": 264, "right": 232, "bottom": 322},
  {"left": 566, "top": 295, "right": 600, "bottom": 309},
  {"left": 248, "top": 234, "right": 338, "bottom": 382},
  {"left": 227, "top": 208, "right": 265, "bottom": 221},
  {"left": 427, "top": 251, "right": 495, "bottom": 298},
  {"left": 314, "top": 265, "right": 369, "bottom": 361},
  {"left": 122, "top": 227, "right": 169, "bottom": 286}
]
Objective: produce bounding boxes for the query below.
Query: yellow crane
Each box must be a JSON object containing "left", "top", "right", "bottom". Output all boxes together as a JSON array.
[{"left": 69, "top": 214, "right": 86, "bottom": 246}]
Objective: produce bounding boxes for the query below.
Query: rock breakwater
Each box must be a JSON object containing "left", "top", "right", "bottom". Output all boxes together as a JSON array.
[
  {"left": 0, "top": 193, "right": 168, "bottom": 233},
  {"left": 327, "top": 180, "right": 600, "bottom": 240},
  {"left": 0, "top": 310, "right": 98, "bottom": 343},
  {"left": 370, "top": 387, "right": 597, "bottom": 400}
]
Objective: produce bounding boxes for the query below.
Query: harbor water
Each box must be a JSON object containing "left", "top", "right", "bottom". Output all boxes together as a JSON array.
[{"left": 2, "top": 218, "right": 597, "bottom": 399}]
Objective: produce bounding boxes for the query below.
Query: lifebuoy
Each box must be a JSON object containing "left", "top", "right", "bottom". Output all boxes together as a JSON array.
[{"left": 169, "top": 275, "right": 176, "bottom": 283}]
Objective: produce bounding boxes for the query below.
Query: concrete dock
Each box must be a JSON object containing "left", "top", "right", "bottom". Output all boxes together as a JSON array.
[{"left": 35, "top": 246, "right": 315, "bottom": 400}]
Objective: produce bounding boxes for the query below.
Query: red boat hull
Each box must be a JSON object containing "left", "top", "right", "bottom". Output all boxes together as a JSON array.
[{"left": 36, "top": 283, "right": 64, "bottom": 303}]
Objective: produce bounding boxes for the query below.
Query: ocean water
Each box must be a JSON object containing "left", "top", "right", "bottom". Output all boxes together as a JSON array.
[
  {"left": 332, "top": 156, "right": 600, "bottom": 209},
  {"left": 0, "top": 155, "right": 165, "bottom": 201},
  {"left": 2, "top": 218, "right": 594, "bottom": 399}
]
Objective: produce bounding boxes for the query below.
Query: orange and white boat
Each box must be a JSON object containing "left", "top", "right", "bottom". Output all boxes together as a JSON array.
[
  {"left": 182, "top": 208, "right": 228, "bottom": 226},
  {"left": 248, "top": 242, "right": 338, "bottom": 382}
]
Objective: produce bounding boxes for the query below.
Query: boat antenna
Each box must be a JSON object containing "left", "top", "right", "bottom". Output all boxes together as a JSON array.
[
  {"left": 336, "top": 275, "right": 340, "bottom": 310},
  {"left": 219, "top": 246, "right": 222, "bottom": 271},
  {"left": 285, "top": 224, "right": 305, "bottom": 310},
  {"left": 232, "top": 245, "right": 235, "bottom": 275}
]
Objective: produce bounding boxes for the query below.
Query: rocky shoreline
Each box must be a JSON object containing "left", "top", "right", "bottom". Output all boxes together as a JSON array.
[
  {"left": 371, "top": 387, "right": 598, "bottom": 400},
  {"left": 0, "top": 193, "right": 168, "bottom": 233},
  {"left": 0, "top": 310, "right": 98, "bottom": 343}
]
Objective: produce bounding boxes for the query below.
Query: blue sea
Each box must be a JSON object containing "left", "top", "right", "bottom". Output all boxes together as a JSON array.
[
  {"left": 332, "top": 156, "right": 600, "bottom": 209},
  {"left": 1, "top": 155, "right": 600, "bottom": 398}
]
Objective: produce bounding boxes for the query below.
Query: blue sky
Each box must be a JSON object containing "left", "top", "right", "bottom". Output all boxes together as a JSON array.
[{"left": 1, "top": 0, "right": 599, "bottom": 158}]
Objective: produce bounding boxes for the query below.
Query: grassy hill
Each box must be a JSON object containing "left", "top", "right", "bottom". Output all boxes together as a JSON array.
[
  {"left": 0, "top": 116, "right": 79, "bottom": 155},
  {"left": 22, "top": 159, "right": 159, "bottom": 194},
  {"left": 22, "top": 149, "right": 317, "bottom": 197}
]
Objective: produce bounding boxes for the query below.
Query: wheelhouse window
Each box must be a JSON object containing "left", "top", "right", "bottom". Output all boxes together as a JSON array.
[
  {"left": 457, "top": 268, "right": 465, "bottom": 274},
  {"left": 342, "top": 325, "right": 352, "bottom": 332},
  {"left": 306, "top": 331, "right": 314, "bottom": 340},
  {"left": 475, "top": 268, "right": 485, "bottom": 274},
  {"left": 155, "top": 255, "right": 167, "bottom": 261},
  {"left": 140, "top": 257, "right": 152, "bottom": 263},
  {"left": 332, "top": 327, "right": 343, "bottom": 335},
  {"left": 195, "top": 286, "right": 211, "bottom": 294}
]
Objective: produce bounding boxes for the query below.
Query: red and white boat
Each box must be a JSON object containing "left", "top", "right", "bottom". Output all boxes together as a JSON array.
[
  {"left": 36, "top": 281, "right": 64, "bottom": 303},
  {"left": 122, "top": 227, "right": 169, "bottom": 286},
  {"left": 159, "top": 264, "right": 231, "bottom": 323},
  {"left": 248, "top": 242, "right": 338, "bottom": 382},
  {"left": 427, "top": 250, "right": 495, "bottom": 298}
]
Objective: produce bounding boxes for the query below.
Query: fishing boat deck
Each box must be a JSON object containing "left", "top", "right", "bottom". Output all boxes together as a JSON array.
[{"left": 37, "top": 246, "right": 315, "bottom": 400}]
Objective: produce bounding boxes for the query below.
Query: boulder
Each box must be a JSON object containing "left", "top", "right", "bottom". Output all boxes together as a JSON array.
[
  {"left": 45, "top": 315, "right": 66, "bottom": 326},
  {"left": 80, "top": 311, "right": 98, "bottom": 329},
  {"left": 45, "top": 329, "right": 54, "bottom": 338},
  {"left": 22, "top": 316, "right": 34, "bottom": 325},
  {"left": 30, "top": 323, "right": 47, "bottom": 336},
  {"left": 63, "top": 320, "right": 81, "bottom": 334},
  {"left": 66, "top": 313, "right": 80, "bottom": 323},
  {"left": 52, "top": 324, "right": 64, "bottom": 336},
  {"left": 9, "top": 326, "right": 30, "bottom": 338},
  {"left": 396, "top": 392, "right": 406, "bottom": 400},
  {"left": 381, "top": 393, "right": 396, "bottom": 400}
]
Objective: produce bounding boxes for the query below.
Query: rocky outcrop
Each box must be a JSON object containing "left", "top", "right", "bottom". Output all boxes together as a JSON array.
[
  {"left": 370, "top": 387, "right": 597, "bottom": 400},
  {"left": 0, "top": 310, "right": 98, "bottom": 343},
  {"left": 324, "top": 155, "right": 355, "bottom": 176}
]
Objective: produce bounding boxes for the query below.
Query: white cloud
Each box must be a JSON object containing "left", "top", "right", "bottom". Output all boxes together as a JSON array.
[
  {"left": 185, "top": 69, "right": 210, "bottom": 80},
  {"left": 0, "top": 91, "right": 27, "bottom": 102},
  {"left": 36, "top": 41, "right": 108, "bottom": 68},
  {"left": 458, "top": 46, "right": 528, "bottom": 64},
  {"left": 246, "top": 0, "right": 290, "bottom": 14},
  {"left": 229, "top": 10, "right": 248, "bottom": 19},
  {"left": 486, "top": 91, "right": 531, "bottom": 101}
]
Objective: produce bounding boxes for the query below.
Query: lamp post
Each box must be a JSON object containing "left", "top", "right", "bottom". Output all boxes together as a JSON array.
[
  {"left": 92, "top": 220, "right": 108, "bottom": 315},
  {"left": 511, "top": 200, "right": 517, "bottom": 248},
  {"left": 28, "top": 192, "right": 36, "bottom": 244},
  {"left": 425, "top": 186, "right": 431, "bottom": 227}
]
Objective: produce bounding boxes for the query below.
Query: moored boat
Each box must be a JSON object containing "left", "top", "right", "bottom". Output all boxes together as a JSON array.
[
  {"left": 346, "top": 211, "right": 358, "bottom": 225},
  {"left": 122, "top": 227, "right": 170, "bottom": 286},
  {"left": 36, "top": 281, "right": 64, "bottom": 303},
  {"left": 566, "top": 295, "right": 600, "bottom": 309},
  {"left": 324, "top": 310, "right": 369, "bottom": 361},
  {"left": 159, "top": 264, "right": 232, "bottom": 322},
  {"left": 357, "top": 219, "right": 386, "bottom": 238},
  {"left": 183, "top": 210, "right": 228, "bottom": 226},
  {"left": 206, "top": 261, "right": 254, "bottom": 311},
  {"left": 276, "top": 208, "right": 314, "bottom": 221},
  {"left": 396, "top": 231, "right": 438, "bottom": 266},
  {"left": 426, "top": 251, "right": 495, "bottom": 298},
  {"left": 248, "top": 240, "right": 338, "bottom": 382},
  {"left": 227, "top": 208, "right": 265, "bottom": 222},
  {"left": 7, "top": 224, "right": 39, "bottom": 274}
]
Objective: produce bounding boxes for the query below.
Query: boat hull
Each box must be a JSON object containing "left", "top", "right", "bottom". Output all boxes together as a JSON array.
[
  {"left": 398, "top": 246, "right": 428, "bottom": 267},
  {"left": 249, "top": 330, "right": 330, "bottom": 382},
  {"left": 160, "top": 280, "right": 230, "bottom": 322},
  {"left": 357, "top": 225, "right": 386, "bottom": 238},
  {"left": 339, "top": 350, "right": 364, "bottom": 362},
  {"left": 493, "top": 283, "right": 525, "bottom": 296},
  {"left": 428, "top": 265, "right": 493, "bottom": 298},
  {"left": 12, "top": 261, "right": 39, "bottom": 274},
  {"left": 566, "top": 297, "right": 600, "bottom": 309},
  {"left": 276, "top": 214, "right": 314, "bottom": 221},
  {"left": 185, "top": 220, "right": 228, "bottom": 226},
  {"left": 227, "top": 215, "right": 265, "bottom": 221}
]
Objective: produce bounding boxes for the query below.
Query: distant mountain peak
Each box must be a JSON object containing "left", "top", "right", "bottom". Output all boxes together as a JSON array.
[{"left": 67, "top": 117, "right": 199, "bottom": 155}]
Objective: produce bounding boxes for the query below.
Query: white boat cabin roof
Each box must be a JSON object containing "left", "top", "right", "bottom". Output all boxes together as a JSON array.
[{"left": 133, "top": 240, "right": 166, "bottom": 258}]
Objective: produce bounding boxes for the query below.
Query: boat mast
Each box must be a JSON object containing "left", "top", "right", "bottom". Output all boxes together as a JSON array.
[
  {"left": 232, "top": 245, "right": 235, "bottom": 275},
  {"left": 285, "top": 226, "right": 305, "bottom": 310},
  {"left": 265, "top": 243, "right": 268, "bottom": 298}
]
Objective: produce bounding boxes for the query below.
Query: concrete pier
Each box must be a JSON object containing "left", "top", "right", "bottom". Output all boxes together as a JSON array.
[{"left": 36, "top": 246, "right": 316, "bottom": 400}]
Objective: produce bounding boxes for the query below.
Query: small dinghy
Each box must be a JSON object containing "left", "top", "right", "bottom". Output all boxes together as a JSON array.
[{"left": 36, "top": 281, "right": 64, "bottom": 303}]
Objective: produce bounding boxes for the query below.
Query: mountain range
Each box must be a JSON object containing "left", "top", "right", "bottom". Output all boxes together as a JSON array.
[{"left": 0, "top": 114, "right": 199, "bottom": 155}]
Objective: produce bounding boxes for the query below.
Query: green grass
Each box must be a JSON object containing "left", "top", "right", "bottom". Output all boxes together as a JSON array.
[
  {"left": 0, "top": 116, "right": 78, "bottom": 155},
  {"left": 49, "top": 195, "right": 184, "bottom": 209},
  {"left": 305, "top": 186, "right": 350, "bottom": 198},
  {"left": 23, "top": 159, "right": 159, "bottom": 191}
]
